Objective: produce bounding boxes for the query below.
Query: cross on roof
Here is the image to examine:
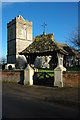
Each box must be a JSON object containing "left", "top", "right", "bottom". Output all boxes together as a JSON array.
[{"left": 42, "top": 21, "right": 47, "bottom": 34}]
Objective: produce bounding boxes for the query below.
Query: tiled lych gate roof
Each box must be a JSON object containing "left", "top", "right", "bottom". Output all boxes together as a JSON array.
[{"left": 20, "top": 34, "right": 68, "bottom": 55}]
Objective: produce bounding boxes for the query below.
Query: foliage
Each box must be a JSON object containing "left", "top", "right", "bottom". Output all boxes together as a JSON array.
[{"left": 67, "top": 66, "right": 80, "bottom": 71}]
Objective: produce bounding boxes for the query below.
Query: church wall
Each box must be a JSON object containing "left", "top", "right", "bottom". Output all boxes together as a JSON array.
[
  {"left": 7, "top": 55, "right": 16, "bottom": 64},
  {"left": 16, "top": 22, "right": 26, "bottom": 40},
  {"left": 16, "top": 16, "right": 32, "bottom": 54},
  {"left": 7, "top": 15, "right": 33, "bottom": 68},
  {"left": 7, "top": 21, "right": 16, "bottom": 41},
  {"left": 7, "top": 20, "right": 16, "bottom": 64},
  {"left": 16, "top": 39, "right": 32, "bottom": 53},
  {"left": 16, "top": 17, "right": 32, "bottom": 41},
  {"left": 27, "top": 25, "right": 32, "bottom": 40},
  {"left": 7, "top": 40, "right": 16, "bottom": 55},
  {"left": 34, "top": 56, "right": 51, "bottom": 68}
]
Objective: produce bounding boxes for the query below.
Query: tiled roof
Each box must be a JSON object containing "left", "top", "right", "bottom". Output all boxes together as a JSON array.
[
  {"left": 56, "top": 42, "right": 80, "bottom": 58},
  {"left": 20, "top": 33, "right": 68, "bottom": 55},
  {"left": 56, "top": 42, "right": 75, "bottom": 56},
  {"left": 72, "top": 49, "right": 80, "bottom": 59},
  {"left": 20, "top": 33, "right": 80, "bottom": 59}
]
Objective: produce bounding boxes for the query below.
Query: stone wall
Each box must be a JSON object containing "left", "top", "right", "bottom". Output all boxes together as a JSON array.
[
  {"left": 7, "top": 19, "right": 16, "bottom": 64},
  {"left": 0, "top": 70, "right": 24, "bottom": 83},
  {"left": 7, "top": 15, "right": 32, "bottom": 68},
  {"left": 63, "top": 71, "right": 80, "bottom": 87},
  {"left": 16, "top": 15, "right": 32, "bottom": 54}
]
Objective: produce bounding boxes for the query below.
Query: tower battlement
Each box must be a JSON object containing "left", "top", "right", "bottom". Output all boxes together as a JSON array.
[{"left": 7, "top": 15, "right": 33, "bottom": 68}]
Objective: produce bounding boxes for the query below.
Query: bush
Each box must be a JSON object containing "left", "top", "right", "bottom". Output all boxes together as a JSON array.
[{"left": 67, "top": 66, "right": 80, "bottom": 71}]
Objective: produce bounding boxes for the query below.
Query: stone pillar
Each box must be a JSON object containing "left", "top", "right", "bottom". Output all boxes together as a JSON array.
[
  {"left": 34, "top": 68, "right": 38, "bottom": 72},
  {"left": 24, "top": 64, "right": 34, "bottom": 85},
  {"left": 54, "top": 53, "right": 66, "bottom": 87}
]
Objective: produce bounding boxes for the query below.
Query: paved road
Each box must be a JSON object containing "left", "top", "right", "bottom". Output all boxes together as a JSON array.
[
  {"left": 0, "top": 81, "right": 2, "bottom": 120},
  {"left": 2, "top": 83, "right": 79, "bottom": 119}
]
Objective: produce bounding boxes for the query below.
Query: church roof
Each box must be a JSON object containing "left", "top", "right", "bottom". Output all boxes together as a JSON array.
[
  {"left": 56, "top": 42, "right": 80, "bottom": 58},
  {"left": 56, "top": 42, "right": 75, "bottom": 56},
  {"left": 20, "top": 33, "right": 68, "bottom": 55},
  {"left": 72, "top": 49, "right": 80, "bottom": 59}
]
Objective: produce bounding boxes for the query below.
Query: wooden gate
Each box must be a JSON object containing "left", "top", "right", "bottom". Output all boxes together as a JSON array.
[{"left": 33, "top": 70, "right": 54, "bottom": 87}]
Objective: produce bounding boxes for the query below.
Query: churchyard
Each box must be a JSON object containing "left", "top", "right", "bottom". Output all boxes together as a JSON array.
[
  {"left": 1, "top": 3, "right": 80, "bottom": 119},
  {"left": 0, "top": 14, "right": 79, "bottom": 88},
  {"left": 0, "top": 14, "right": 80, "bottom": 93}
]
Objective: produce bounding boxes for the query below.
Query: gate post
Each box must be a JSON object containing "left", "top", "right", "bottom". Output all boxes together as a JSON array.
[
  {"left": 24, "top": 64, "right": 34, "bottom": 85},
  {"left": 54, "top": 53, "right": 66, "bottom": 87}
]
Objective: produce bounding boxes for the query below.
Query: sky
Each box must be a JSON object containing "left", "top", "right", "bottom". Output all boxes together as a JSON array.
[{"left": 1, "top": 2, "right": 78, "bottom": 58}]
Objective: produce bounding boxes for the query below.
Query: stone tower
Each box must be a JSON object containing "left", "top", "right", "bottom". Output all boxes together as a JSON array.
[{"left": 7, "top": 15, "right": 32, "bottom": 68}]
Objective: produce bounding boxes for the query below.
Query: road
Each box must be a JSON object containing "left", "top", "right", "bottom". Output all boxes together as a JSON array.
[{"left": 2, "top": 83, "right": 79, "bottom": 119}]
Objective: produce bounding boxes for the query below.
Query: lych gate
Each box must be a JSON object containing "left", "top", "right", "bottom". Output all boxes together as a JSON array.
[
  {"left": 20, "top": 33, "right": 67, "bottom": 87},
  {"left": 33, "top": 71, "right": 54, "bottom": 87}
]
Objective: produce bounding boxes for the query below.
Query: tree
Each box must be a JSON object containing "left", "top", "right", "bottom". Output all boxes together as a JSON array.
[
  {"left": 0, "top": 56, "right": 7, "bottom": 64},
  {"left": 68, "top": 29, "right": 80, "bottom": 51}
]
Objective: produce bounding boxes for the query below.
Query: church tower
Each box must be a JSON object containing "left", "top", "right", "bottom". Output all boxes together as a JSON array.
[{"left": 7, "top": 15, "right": 32, "bottom": 68}]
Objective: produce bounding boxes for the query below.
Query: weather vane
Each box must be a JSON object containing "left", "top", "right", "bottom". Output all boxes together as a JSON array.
[{"left": 42, "top": 21, "right": 47, "bottom": 34}]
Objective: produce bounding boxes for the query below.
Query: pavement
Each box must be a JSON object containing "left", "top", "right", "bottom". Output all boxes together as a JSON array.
[
  {"left": 2, "top": 82, "right": 80, "bottom": 119},
  {"left": 2, "top": 82, "right": 79, "bottom": 108}
]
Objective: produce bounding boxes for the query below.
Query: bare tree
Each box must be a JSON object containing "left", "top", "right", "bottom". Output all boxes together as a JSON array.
[
  {"left": 68, "top": 29, "right": 80, "bottom": 51},
  {"left": 0, "top": 56, "right": 7, "bottom": 64}
]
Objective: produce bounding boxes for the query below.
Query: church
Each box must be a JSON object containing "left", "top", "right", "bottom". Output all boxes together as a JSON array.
[
  {"left": 7, "top": 15, "right": 80, "bottom": 69},
  {"left": 7, "top": 15, "right": 32, "bottom": 68}
]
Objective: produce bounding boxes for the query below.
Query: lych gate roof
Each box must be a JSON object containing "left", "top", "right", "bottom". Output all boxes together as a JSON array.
[{"left": 20, "top": 33, "right": 68, "bottom": 55}]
